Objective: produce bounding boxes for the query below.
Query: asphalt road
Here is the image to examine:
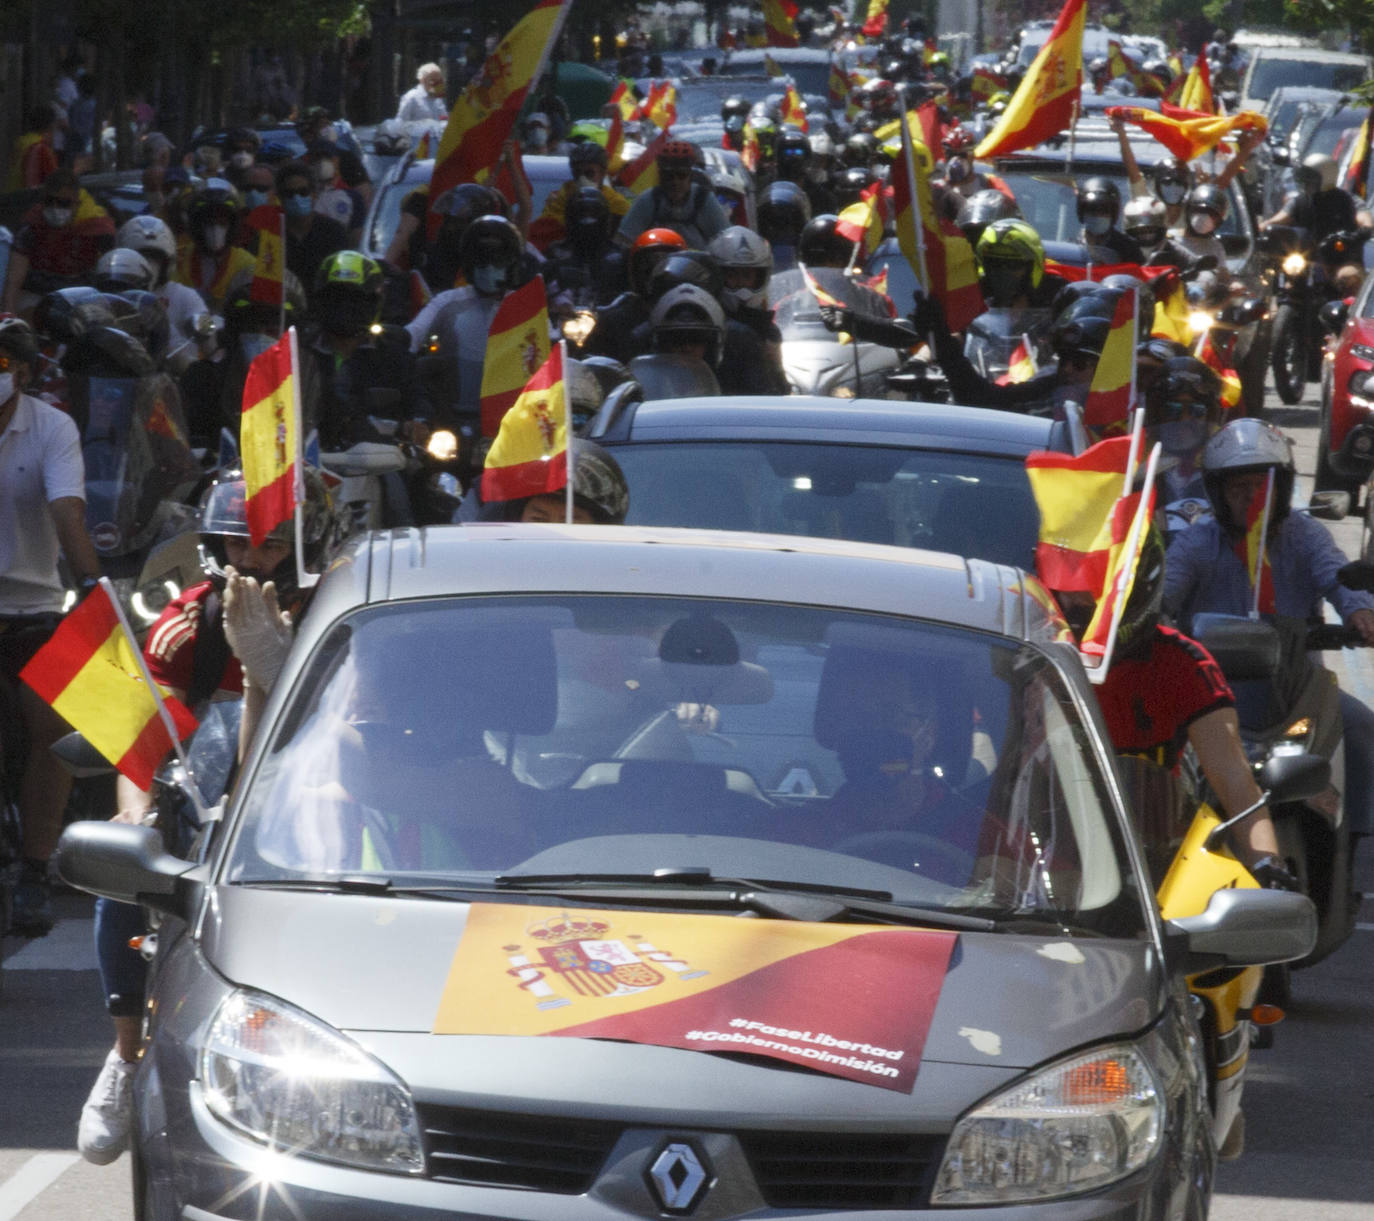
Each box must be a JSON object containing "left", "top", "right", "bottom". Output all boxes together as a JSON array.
[{"left": 1, "top": 384, "right": 1372, "bottom": 1220}]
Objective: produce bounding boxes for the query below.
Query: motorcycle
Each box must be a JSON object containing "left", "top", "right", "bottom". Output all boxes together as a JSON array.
[
  {"left": 770, "top": 266, "right": 901, "bottom": 397},
  {"left": 1261, "top": 226, "right": 1370, "bottom": 405},
  {"left": 961, "top": 306, "right": 1052, "bottom": 384}
]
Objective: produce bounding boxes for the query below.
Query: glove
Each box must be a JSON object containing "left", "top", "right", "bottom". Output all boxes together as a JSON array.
[
  {"left": 1248, "top": 854, "right": 1300, "bottom": 892},
  {"left": 818, "top": 304, "right": 850, "bottom": 333},
  {"left": 223, "top": 567, "right": 294, "bottom": 696},
  {"left": 910, "top": 291, "right": 944, "bottom": 338}
]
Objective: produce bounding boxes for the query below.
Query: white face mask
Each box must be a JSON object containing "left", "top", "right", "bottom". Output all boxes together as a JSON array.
[
  {"left": 316, "top": 161, "right": 336, "bottom": 183},
  {"left": 0, "top": 372, "right": 14, "bottom": 403},
  {"left": 204, "top": 224, "right": 228, "bottom": 253},
  {"left": 230, "top": 151, "right": 254, "bottom": 170},
  {"left": 1189, "top": 213, "right": 1218, "bottom": 236}
]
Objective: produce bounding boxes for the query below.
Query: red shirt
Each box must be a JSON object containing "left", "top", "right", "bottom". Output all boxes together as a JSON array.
[
  {"left": 1093, "top": 625, "right": 1234, "bottom": 770},
  {"left": 144, "top": 580, "right": 243, "bottom": 702}
]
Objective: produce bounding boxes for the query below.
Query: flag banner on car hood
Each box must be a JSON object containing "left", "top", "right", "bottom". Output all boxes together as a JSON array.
[{"left": 434, "top": 903, "right": 957, "bottom": 1092}]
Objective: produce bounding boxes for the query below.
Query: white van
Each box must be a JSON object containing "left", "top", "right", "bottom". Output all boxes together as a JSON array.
[{"left": 1240, "top": 45, "right": 1370, "bottom": 112}]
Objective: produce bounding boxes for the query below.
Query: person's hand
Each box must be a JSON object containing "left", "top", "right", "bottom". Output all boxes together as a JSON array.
[
  {"left": 818, "top": 303, "right": 850, "bottom": 332},
  {"left": 112, "top": 806, "right": 156, "bottom": 825},
  {"left": 910, "top": 291, "right": 944, "bottom": 337},
  {"left": 223, "top": 566, "right": 294, "bottom": 695},
  {"left": 1248, "top": 853, "right": 1300, "bottom": 892},
  {"left": 1349, "top": 607, "right": 1374, "bottom": 645},
  {"left": 1108, "top": 113, "right": 1125, "bottom": 135}
]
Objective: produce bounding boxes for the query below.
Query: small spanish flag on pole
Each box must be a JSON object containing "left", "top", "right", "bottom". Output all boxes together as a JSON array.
[
  {"left": 240, "top": 328, "right": 299, "bottom": 548},
  {"left": 479, "top": 277, "right": 551, "bottom": 438},
  {"left": 20, "top": 580, "right": 200, "bottom": 791},
  {"left": 762, "top": 0, "right": 801, "bottom": 47},
  {"left": 1238, "top": 467, "right": 1277, "bottom": 618},
  {"left": 1082, "top": 288, "right": 1137, "bottom": 440},
  {"left": 481, "top": 341, "right": 569, "bottom": 505}
]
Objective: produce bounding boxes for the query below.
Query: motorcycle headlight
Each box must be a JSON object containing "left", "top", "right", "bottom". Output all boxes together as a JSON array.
[
  {"left": 931, "top": 1043, "right": 1163, "bottom": 1205},
  {"left": 1188, "top": 310, "right": 1213, "bottom": 335},
  {"left": 201, "top": 990, "right": 424, "bottom": 1175},
  {"left": 131, "top": 578, "right": 179, "bottom": 627},
  {"left": 561, "top": 310, "right": 597, "bottom": 346},
  {"left": 1282, "top": 252, "right": 1307, "bottom": 277},
  {"left": 425, "top": 429, "right": 459, "bottom": 463}
]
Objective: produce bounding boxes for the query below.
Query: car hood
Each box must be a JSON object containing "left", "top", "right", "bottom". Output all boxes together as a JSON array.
[{"left": 203, "top": 886, "right": 1162, "bottom": 1110}]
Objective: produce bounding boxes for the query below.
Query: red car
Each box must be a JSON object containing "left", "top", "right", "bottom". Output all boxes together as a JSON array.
[{"left": 1318, "top": 273, "right": 1374, "bottom": 500}]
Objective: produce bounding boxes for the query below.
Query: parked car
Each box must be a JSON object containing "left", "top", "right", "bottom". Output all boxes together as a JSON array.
[
  {"left": 56, "top": 523, "right": 1316, "bottom": 1220},
  {"left": 1317, "top": 269, "right": 1374, "bottom": 497}
]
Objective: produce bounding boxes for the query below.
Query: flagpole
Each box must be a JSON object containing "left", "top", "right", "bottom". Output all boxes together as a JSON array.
[
  {"left": 288, "top": 326, "right": 319, "bottom": 592},
  {"left": 896, "top": 89, "right": 931, "bottom": 302},
  {"left": 1065, "top": 96, "right": 1079, "bottom": 181},
  {"left": 1250, "top": 467, "right": 1275, "bottom": 620},
  {"left": 100, "top": 577, "right": 211, "bottom": 822},
  {"left": 1123, "top": 390, "right": 1144, "bottom": 497},
  {"left": 1126, "top": 285, "right": 1139, "bottom": 446},
  {"left": 277, "top": 211, "right": 287, "bottom": 338},
  {"left": 1088, "top": 440, "right": 1161, "bottom": 683},
  {"left": 562, "top": 339, "right": 575, "bottom": 525}
]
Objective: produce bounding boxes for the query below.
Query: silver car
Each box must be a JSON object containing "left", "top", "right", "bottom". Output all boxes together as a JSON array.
[{"left": 59, "top": 526, "right": 1314, "bottom": 1219}]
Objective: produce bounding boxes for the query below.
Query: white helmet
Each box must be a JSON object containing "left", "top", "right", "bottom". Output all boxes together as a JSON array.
[
  {"left": 94, "top": 247, "right": 155, "bottom": 292},
  {"left": 1122, "top": 196, "right": 1168, "bottom": 250},
  {"left": 707, "top": 225, "right": 773, "bottom": 312},
  {"left": 1303, "top": 152, "right": 1338, "bottom": 193},
  {"left": 650, "top": 283, "right": 726, "bottom": 367},
  {"left": 117, "top": 214, "right": 177, "bottom": 285}
]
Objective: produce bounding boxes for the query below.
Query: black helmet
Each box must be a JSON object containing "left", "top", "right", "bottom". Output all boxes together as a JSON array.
[
  {"left": 645, "top": 250, "right": 724, "bottom": 305},
  {"left": 1150, "top": 161, "right": 1191, "bottom": 206},
  {"left": 1050, "top": 280, "right": 1120, "bottom": 319},
  {"left": 757, "top": 180, "right": 813, "bottom": 247},
  {"left": 458, "top": 215, "right": 524, "bottom": 295},
  {"left": 798, "top": 215, "right": 854, "bottom": 268},
  {"left": 1076, "top": 175, "right": 1121, "bottom": 224},
  {"left": 777, "top": 127, "right": 812, "bottom": 179},
  {"left": 1185, "top": 183, "right": 1229, "bottom": 231},
  {"left": 432, "top": 182, "right": 506, "bottom": 225},
  {"left": 34, "top": 287, "right": 109, "bottom": 344},
  {"left": 843, "top": 131, "right": 879, "bottom": 168},
  {"left": 567, "top": 140, "right": 608, "bottom": 174},
  {"left": 186, "top": 178, "right": 242, "bottom": 250},
  {"left": 0, "top": 315, "right": 39, "bottom": 368},
  {"left": 1050, "top": 290, "right": 1122, "bottom": 359},
  {"left": 313, "top": 250, "right": 384, "bottom": 337},
  {"left": 721, "top": 95, "right": 751, "bottom": 123},
  {"left": 1113, "top": 525, "right": 1166, "bottom": 658},
  {"left": 835, "top": 165, "right": 876, "bottom": 210},
  {"left": 957, "top": 189, "right": 1019, "bottom": 247},
  {"left": 564, "top": 185, "right": 612, "bottom": 247}
]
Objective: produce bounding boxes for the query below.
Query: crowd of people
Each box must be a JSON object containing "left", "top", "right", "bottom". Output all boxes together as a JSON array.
[{"left": 1, "top": 4, "right": 1373, "bottom": 1178}]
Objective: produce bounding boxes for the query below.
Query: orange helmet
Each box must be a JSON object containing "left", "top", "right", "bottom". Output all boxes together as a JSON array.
[{"left": 629, "top": 228, "right": 689, "bottom": 296}]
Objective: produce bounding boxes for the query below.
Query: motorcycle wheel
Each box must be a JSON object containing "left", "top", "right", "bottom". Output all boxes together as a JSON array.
[{"left": 1270, "top": 304, "right": 1306, "bottom": 406}]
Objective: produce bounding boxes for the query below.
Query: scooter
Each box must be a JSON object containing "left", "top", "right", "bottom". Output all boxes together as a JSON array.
[{"left": 770, "top": 266, "right": 901, "bottom": 397}]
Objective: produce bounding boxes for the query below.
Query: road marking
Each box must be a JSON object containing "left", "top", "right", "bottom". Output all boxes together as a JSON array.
[
  {"left": 1357, "top": 923, "right": 1374, "bottom": 932},
  {"left": 3, "top": 919, "right": 96, "bottom": 970},
  {"left": 0, "top": 1153, "right": 80, "bottom": 1220}
]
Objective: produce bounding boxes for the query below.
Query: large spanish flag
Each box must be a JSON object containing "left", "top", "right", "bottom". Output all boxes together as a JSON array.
[
  {"left": 481, "top": 343, "right": 568, "bottom": 503},
  {"left": 428, "top": 0, "right": 570, "bottom": 238},
  {"left": 1080, "top": 482, "right": 1155, "bottom": 660},
  {"left": 21, "top": 583, "right": 198, "bottom": 789},
  {"left": 893, "top": 113, "right": 983, "bottom": 331},
  {"left": 240, "top": 329, "right": 298, "bottom": 547},
  {"left": 1025, "top": 436, "right": 1134, "bottom": 594},
  {"left": 974, "top": 0, "right": 1084, "bottom": 159},
  {"left": 479, "top": 277, "right": 551, "bottom": 438},
  {"left": 1083, "top": 289, "right": 1137, "bottom": 438},
  {"left": 1106, "top": 105, "right": 1264, "bottom": 162},
  {"left": 762, "top": 0, "right": 800, "bottom": 47}
]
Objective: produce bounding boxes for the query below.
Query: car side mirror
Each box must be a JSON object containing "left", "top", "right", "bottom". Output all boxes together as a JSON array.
[
  {"left": 1189, "top": 612, "right": 1282, "bottom": 679},
  {"left": 54, "top": 821, "right": 200, "bottom": 918},
  {"left": 1169, "top": 887, "right": 1317, "bottom": 972},
  {"left": 1307, "top": 489, "right": 1351, "bottom": 520}
]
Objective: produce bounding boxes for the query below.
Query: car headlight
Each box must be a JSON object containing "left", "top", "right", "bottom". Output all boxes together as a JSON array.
[
  {"left": 1282, "top": 252, "right": 1307, "bottom": 277},
  {"left": 1351, "top": 344, "right": 1374, "bottom": 362},
  {"left": 201, "top": 990, "right": 424, "bottom": 1175},
  {"left": 931, "top": 1042, "right": 1163, "bottom": 1205}
]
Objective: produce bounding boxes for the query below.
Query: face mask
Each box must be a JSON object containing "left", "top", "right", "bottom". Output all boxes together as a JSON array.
[
  {"left": 1159, "top": 417, "right": 1209, "bottom": 456},
  {"left": 575, "top": 173, "right": 598, "bottom": 189},
  {"left": 203, "top": 224, "right": 229, "bottom": 253},
  {"left": 526, "top": 129, "right": 549, "bottom": 151},
  {"left": 471, "top": 264, "right": 508, "bottom": 295},
  {"left": 144, "top": 192, "right": 165, "bottom": 213},
  {"left": 284, "top": 193, "right": 314, "bottom": 219},
  {"left": 723, "top": 284, "right": 764, "bottom": 312},
  {"left": 1083, "top": 214, "right": 1112, "bottom": 237},
  {"left": 316, "top": 161, "right": 336, "bottom": 183},
  {"left": 44, "top": 206, "right": 73, "bottom": 228},
  {"left": 243, "top": 188, "right": 269, "bottom": 210},
  {"left": 982, "top": 265, "right": 1026, "bottom": 308},
  {"left": 1159, "top": 183, "right": 1186, "bottom": 205},
  {"left": 230, "top": 151, "right": 254, "bottom": 170},
  {"left": 946, "top": 157, "right": 970, "bottom": 184},
  {"left": 1189, "top": 212, "right": 1218, "bottom": 236},
  {"left": 0, "top": 372, "right": 14, "bottom": 403}
]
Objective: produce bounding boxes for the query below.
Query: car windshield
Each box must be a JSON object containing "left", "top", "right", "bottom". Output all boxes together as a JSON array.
[
  {"left": 675, "top": 77, "right": 779, "bottom": 123},
  {"left": 228, "top": 595, "right": 1143, "bottom": 933},
  {"left": 611, "top": 441, "right": 1041, "bottom": 565},
  {"left": 719, "top": 58, "right": 831, "bottom": 98},
  {"left": 1250, "top": 57, "right": 1367, "bottom": 102},
  {"left": 1301, "top": 106, "right": 1365, "bottom": 159}
]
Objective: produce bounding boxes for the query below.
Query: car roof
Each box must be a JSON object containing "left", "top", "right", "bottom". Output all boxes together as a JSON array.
[
  {"left": 306, "top": 524, "right": 1054, "bottom": 645},
  {"left": 1248, "top": 46, "right": 1370, "bottom": 63},
  {"left": 587, "top": 394, "right": 1067, "bottom": 454}
]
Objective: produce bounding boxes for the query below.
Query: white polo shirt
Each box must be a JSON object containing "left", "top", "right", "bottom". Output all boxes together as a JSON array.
[{"left": 0, "top": 394, "right": 86, "bottom": 615}]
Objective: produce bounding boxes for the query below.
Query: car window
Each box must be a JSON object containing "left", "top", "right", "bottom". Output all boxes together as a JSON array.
[
  {"left": 1301, "top": 107, "right": 1365, "bottom": 159},
  {"left": 612, "top": 441, "right": 1041, "bottom": 568},
  {"left": 229, "top": 595, "right": 1142, "bottom": 932},
  {"left": 1249, "top": 57, "right": 1367, "bottom": 102}
]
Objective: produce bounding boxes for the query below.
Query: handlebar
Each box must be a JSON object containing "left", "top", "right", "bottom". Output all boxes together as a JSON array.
[{"left": 1306, "top": 623, "right": 1368, "bottom": 649}]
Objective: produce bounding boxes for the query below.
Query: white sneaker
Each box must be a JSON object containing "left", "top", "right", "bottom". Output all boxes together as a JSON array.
[{"left": 77, "top": 1048, "right": 137, "bottom": 1165}]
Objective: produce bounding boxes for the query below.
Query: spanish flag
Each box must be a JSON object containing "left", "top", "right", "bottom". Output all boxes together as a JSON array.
[
  {"left": 240, "top": 329, "right": 298, "bottom": 547},
  {"left": 21, "top": 583, "right": 198, "bottom": 789},
  {"left": 836, "top": 183, "right": 887, "bottom": 257},
  {"left": 974, "top": 0, "right": 1084, "bottom": 159},
  {"left": 764, "top": 53, "right": 783, "bottom": 78},
  {"left": 1106, "top": 41, "right": 1163, "bottom": 97},
  {"left": 609, "top": 80, "right": 642, "bottom": 123},
  {"left": 1343, "top": 107, "right": 1373, "bottom": 194},
  {"left": 971, "top": 66, "right": 1007, "bottom": 104},
  {"left": 615, "top": 126, "right": 670, "bottom": 195},
  {"left": 781, "top": 83, "right": 809, "bottom": 133},
  {"left": 762, "top": 0, "right": 800, "bottom": 47},
  {"left": 249, "top": 212, "right": 286, "bottom": 305},
  {"left": 1151, "top": 273, "right": 1194, "bottom": 345},
  {"left": 1198, "top": 330, "right": 1243, "bottom": 412},
  {"left": 1176, "top": 52, "right": 1215, "bottom": 115},
  {"left": 1025, "top": 436, "right": 1134, "bottom": 594},
  {"left": 1081, "top": 482, "right": 1155, "bottom": 659},
  {"left": 1106, "top": 104, "right": 1264, "bottom": 162},
  {"left": 861, "top": 0, "right": 889, "bottom": 39},
  {"left": 428, "top": 0, "right": 571, "bottom": 239},
  {"left": 829, "top": 62, "right": 850, "bottom": 110},
  {"left": 893, "top": 113, "right": 984, "bottom": 332},
  {"left": 996, "top": 337, "right": 1038, "bottom": 384},
  {"left": 481, "top": 343, "right": 568, "bottom": 503},
  {"left": 1083, "top": 289, "right": 1137, "bottom": 438},
  {"left": 479, "top": 277, "right": 551, "bottom": 438},
  {"left": 1236, "top": 467, "right": 1277, "bottom": 615},
  {"left": 644, "top": 80, "right": 678, "bottom": 130}
]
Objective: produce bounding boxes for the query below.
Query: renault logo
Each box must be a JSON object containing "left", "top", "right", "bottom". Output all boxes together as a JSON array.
[{"left": 646, "top": 1141, "right": 710, "bottom": 1213}]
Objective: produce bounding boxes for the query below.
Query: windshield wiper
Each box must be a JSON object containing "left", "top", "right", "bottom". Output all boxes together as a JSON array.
[
  {"left": 492, "top": 868, "right": 997, "bottom": 931},
  {"left": 236, "top": 875, "right": 496, "bottom": 897}
]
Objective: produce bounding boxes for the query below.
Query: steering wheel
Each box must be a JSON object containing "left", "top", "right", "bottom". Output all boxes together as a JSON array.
[{"left": 831, "top": 831, "right": 976, "bottom": 882}]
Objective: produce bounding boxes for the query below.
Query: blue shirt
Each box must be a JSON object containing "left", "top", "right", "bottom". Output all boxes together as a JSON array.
[{"left": 1164, "top": 512, "right": 1374, "bottom": 631}]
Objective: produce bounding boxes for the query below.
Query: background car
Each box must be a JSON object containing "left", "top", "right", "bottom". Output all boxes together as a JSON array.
[
  {"left": 1317, "top": 268, "right": 1374, "bottom": 498},
  {"left": 1240, "top": 45, "right": 1371, "bottom": 113}
]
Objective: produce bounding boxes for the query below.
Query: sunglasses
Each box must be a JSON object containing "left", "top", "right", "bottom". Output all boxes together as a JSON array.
[
  {"left": 1161, "top": 399, "right": 1209, "bottom": 421},
  {"left": 659, "top": 167, "right": 692, "bottom": 181},
  {"left": 45, "top": 196, "right": 76, "bottom": 208}
]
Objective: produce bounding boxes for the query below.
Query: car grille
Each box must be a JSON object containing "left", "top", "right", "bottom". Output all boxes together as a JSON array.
[
  {"left": 418, "top": 1105, "right": 621, "bottom": 1193},
  {"left": 738, "top": 1129, "right": 945, "bottom": 1209}
]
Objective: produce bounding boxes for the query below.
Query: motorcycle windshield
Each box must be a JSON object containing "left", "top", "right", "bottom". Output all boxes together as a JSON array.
[
  {"left": 82, "top": 374, "right": 200, "bottom": 558},
  {"left": 773, "top": 266, "right": 892, "bottom": 344},
  {"left": 963, "top": 307, "right": 1050, "bottom": 374}
]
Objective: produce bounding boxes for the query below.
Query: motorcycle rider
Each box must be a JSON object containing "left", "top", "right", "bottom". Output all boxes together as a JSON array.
[
  {"left": 1077, "top": 177, "right": 1144, "bottom": 263},
  {"left": 756, "top": 179, "right": 813, "bottom": 273},
  {"left": 1145, "top": 355, "right": 1225, "bottom": 537},
  {"left": 1, "top": 167, "right": 116, "bottom": 313},
  {"left": 116, "top": 215, "right": 210, "bottom": 369},
  {"left": 479, "top": 438, "right": 629, "bottom": 524},
  {"left": 580, "top": 227, "right": 687, "bottom": 365},
  {"left": 1175, "top": 184, "right": 1230, "bottom": 268},
  {"left": 616, "top": 140, "right": 730, "bottom": 250},
  {"left": 173, "top": 179, "right": 256, "bottom": 312},
  {"left": 543, "top": 187, "right": 627, "bottom": 310},
  {"left": 964, "top": 218, "right": 1056, "bottom": 376},
  {"left": 1122, "top": 196, "right": 1195, "bottom": 269},
  {"left": 533, "top": 140, "right": 630, "bottom": 250},
  {"left": 0, "top": 315, "right": 102, "bottom": 934},
  {"left": 1262, "top": 154, "right": 1371, "bottom": 240},
  {"left": 270, "top": 160, "right": 350, "bottom": 307},
  {"left": 1163, "top": 419, "right": 1374, "bottom": 849},
  {"left": 776, "top": 127, "right": 838, "bottom": 216}
]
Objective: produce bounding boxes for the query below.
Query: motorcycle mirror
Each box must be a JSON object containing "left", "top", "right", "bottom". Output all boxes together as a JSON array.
[
  {"left": 1307, "top": 490, "right": 1350, "bottom": 520},
  {"left": 49, "top": 730, "right": 116, "bottom": 779},
  {"left": 1257, "top": 751, "right": 1331, "bottom": 806},
  {"left": 1219, "top": 233, "right": 1248, "bottom": 258},
  {"left": 1189, "top": 612, "right": 1281, "bottom": 680},
  {"left": 1318, "top": 300, "right": 1350, "bottom": 337},
  {"left": 1337, "top": 559, "right": 1374, "bottom": 591}
]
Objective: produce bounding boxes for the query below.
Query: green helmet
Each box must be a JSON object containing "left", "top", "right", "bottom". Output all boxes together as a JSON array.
[
  {"left": 314, "top": 249, "right": 384, "bottom": 298},
  {"left": 314, "top": 251, "right": 384, "bottom": 337},
  {"left": 975, "top": 218, "right": 1045, "bottom": 290}
]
